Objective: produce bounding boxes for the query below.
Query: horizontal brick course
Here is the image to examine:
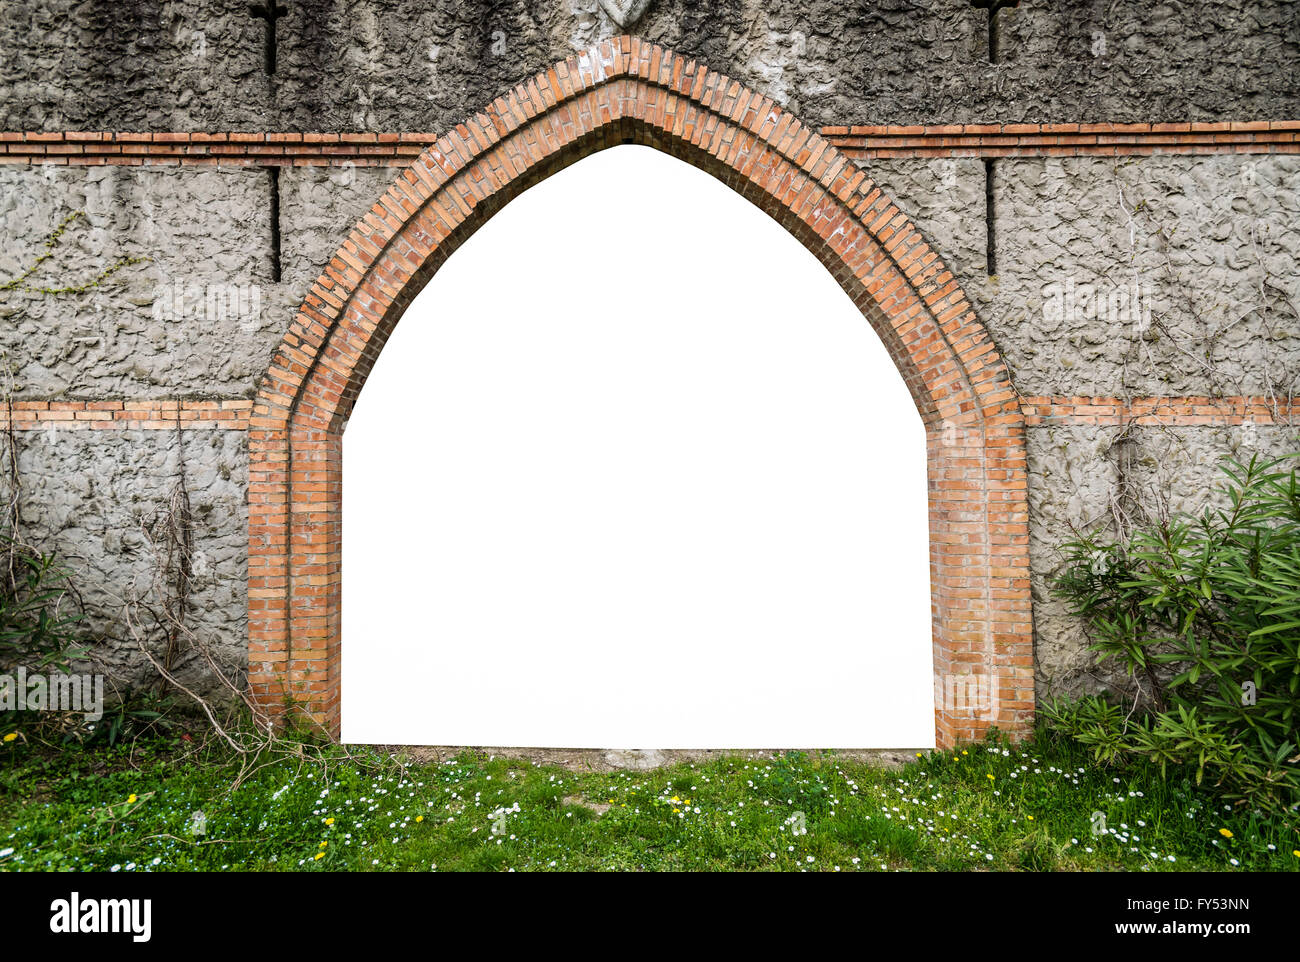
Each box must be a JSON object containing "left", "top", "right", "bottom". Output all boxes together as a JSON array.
[
  {"left": 15, "top": 394, "right": 1286, "bottom": 432},
  {"left": 2, "top": 120, "right": 1295, "bottom": 166},
  {"left": 1022, "top": 395, "right": 1300, "bottom": 426},
  {"left": 0, "top": 399, "right": 251, "bottom": 429}
]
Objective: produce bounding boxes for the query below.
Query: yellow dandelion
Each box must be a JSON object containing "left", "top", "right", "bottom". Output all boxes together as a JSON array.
[
  {"left": 2, "top": 733, "right": 16, "bottom": 743},
  {"left": 986, "top": 774, "right": 995, "bottom": 781},
  {"left": 672, "top": 808, "right": 681, "bottom": 814},
  {"left": 1026, "top": 815, "right": 1034, "bottom": 821},
  {"left": 127, "top": 794, "right": 137, "bottom": 804},
  {"left": 415, "top": 815, "right": 424, "bottom": 823},
  {"left": 314, "top": 852, "right": 324, "bottom": 861},
  {"left": 1219, "top": 828, "right": 1233, "bottom": 839},
  {"left": 961, "top": 750, "right": 968, "bottom": 756},
  {"left": 319, "top": 841, "right": 327, "bottom": 849},
  {"left": 324, "top": 817, "right": 335, "bottom": 826},
  {"left": 1292, "top": 850, "right": 1299, "bottom": 858}
]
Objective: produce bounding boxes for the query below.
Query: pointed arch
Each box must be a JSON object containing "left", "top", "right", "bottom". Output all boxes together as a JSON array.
[{"left": 247, "top": 36, "right": 1033, "bottom": 747}]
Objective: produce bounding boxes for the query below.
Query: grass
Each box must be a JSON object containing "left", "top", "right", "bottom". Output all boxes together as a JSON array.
[{"left": 0, "top": 728, "right": 1296, "bottom": 872}]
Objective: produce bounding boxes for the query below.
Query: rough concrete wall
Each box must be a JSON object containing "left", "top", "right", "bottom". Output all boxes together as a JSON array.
[
  {"left": 0, "top": 163, "right": 394, "bottom": 397},
  {"left": 1, "top": 0, "right": 1297, "bottom": 714},
  {"left": 1027, "top": 424, "right": 1300, "bottom": 701},
  {"left": 0, "top": 162, "right": 391, "bottom": 690},
  {"left": 992, "top": 155, "right": 1300, "bottom": 399},
  {"left": 7, "top": 153, "right": 1294, "bottom": 403},
  {"left": 867, "top": 154, "right": 1300, "bottom": 399},
  {"left": 1, "top": 428, "right": 248, "bottom": 691},
  {"left": 866, "top": 154, "right": 1300, "bottom": 700},
  {"left": 4, "top": 151, "right": 1299, "bottom": 708},
  {"left": 2, "top": 1, "right": 1296, "bottom": 131},
  {"left": 866, "top": 157, "right": 991, "bottom": 279},
  {"left": 280, "top": 166, "right": 398, "bottom": 288},
  {"left": 0, "top": 165, "right": 276, "bottom": 396},
  {"left": 0, "top": 0, "right": 266, "bottom": 130}
]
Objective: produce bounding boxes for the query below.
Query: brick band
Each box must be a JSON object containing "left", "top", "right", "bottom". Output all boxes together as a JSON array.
[
  {"left": 3, "top": 396, "right": 1288, "bottom": 431},
  {"left": 0, "top": 399, "right": 252, "bottom": 430},
  {"left": 824, "top": 121, "right": 1300, "bottom": 158},
  {"left": 3, "top": 120, "right": 1295, "bottom": 166},
  {"left": 1021, "top": 396, "right": 1300, "bottom": 427}
]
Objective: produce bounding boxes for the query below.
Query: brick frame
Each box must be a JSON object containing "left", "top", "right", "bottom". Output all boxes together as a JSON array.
[{"left": 248, "top": 37, "right": 1033, "bottom": 747}]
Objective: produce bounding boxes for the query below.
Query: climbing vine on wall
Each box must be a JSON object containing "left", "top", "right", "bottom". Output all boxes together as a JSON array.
[
  {"left": 0, "top": 210, "right": 147, "bottom": 296},
  {"left": 0, "top": 208, "right": 149, "bottom": 674}
]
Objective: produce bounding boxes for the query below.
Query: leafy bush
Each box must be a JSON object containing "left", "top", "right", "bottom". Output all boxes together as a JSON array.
[
  {"left": 0, "top": 533, "right": 85, "bottom": 671},
  {"left": 1049, "top": 454, "right": 1300, "bottom": 813}
]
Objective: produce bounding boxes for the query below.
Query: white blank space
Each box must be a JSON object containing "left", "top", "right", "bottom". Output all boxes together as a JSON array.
[{"left": 342, "top": 145, "right": 934, "bottom": 748}]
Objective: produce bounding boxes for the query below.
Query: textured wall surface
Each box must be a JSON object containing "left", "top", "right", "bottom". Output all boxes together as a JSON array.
[
  {"left": 0, "top": 428, "right": 248, "bottom": 691},
  {"left": 1, "top": 0, "right": 1297, "bottom": 717},
  {"left": 7, "top": 154, "right": 1295, "bottom": 402},
  {"left": 4, "top": 154, "right": 1300, "bottom": 698},
  {"left": 873, "top": 154, "right": 1300, "bottom": 399},
  {"left": 993, "top": 155, "right": 1300, "bottom": 399},
  {"left": 0, "top": 165, "right": 276, "bottom": 395},
  {"left": 2, "top": 1, "right": 1297, "bottom": 131},
  {"left": 0, "top": 164, "right": 394, "bottom": 397},
  {"left": 1027, "top": 423, "right": 1300, "bottom": 699}
]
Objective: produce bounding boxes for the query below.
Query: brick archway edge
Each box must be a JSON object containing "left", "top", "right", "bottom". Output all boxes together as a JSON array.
[{"left": 248, "top": 36, "right": 1034, "bottom": 748}]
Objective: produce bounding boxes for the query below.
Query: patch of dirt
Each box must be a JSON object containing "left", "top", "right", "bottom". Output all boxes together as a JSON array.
[
  {"left": 562, "top": 794, "right": 612, "bottom": 814},
  {"left": 371, "top": 745, "right": 928, "bottom": 773}
]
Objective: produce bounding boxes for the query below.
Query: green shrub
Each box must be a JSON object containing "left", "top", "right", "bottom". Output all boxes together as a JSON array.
[
  {"left": 0, "top": 533, "right": 85, "bottom": 672},
  {"left": 1049, "top": 454, "right": 1300, "bottom": 813}
]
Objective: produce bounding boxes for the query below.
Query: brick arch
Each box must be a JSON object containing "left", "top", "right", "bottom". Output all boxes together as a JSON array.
[{"left": 248, "top": 37, "right": 1033, "bottom": 747}]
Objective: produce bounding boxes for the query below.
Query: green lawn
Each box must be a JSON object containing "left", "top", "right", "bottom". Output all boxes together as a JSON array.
[{"left": 0, "top": 730, "right": 1296, "bottom": 872}]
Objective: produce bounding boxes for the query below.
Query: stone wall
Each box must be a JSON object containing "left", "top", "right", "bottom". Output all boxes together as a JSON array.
[
  {"left": 4, "top": 427, "right": 247, "bottom": 694},
  {"left": 0, "top": 2, "right": 1297, "bottom": 730},
  {"left": 1026, "top": 423, "right": 1300, "bottom": 699},
  {"left": 3, "top": 1, "right": 1296, "bottom": 130}
]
